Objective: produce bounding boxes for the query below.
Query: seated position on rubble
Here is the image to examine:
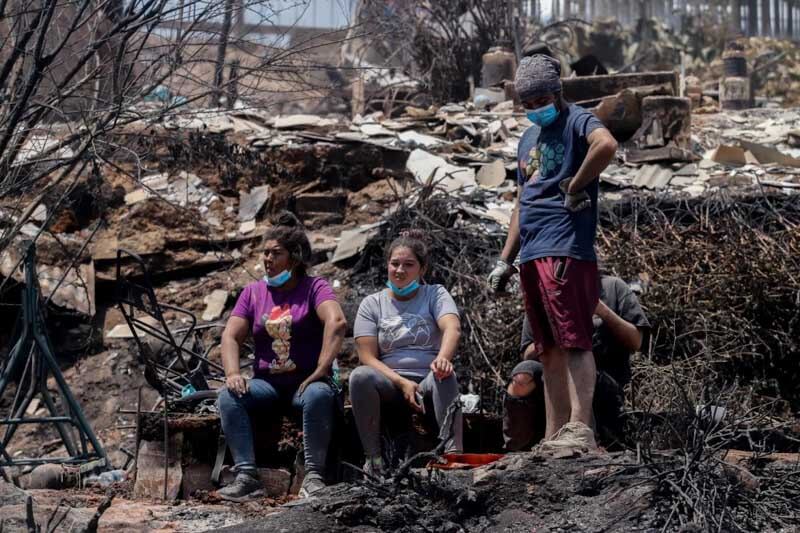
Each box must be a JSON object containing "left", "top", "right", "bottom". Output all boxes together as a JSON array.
[
  {"left": 487, "top": 54, "right": 619, "bottom": 453},
  {"left": 217, "top": 213, "right": 347, "bottom": 501},
  {"left": 349, "top": 230, "right": 463, "bottom": 476},
  {"left": 503, "top": 274, "right": 650, "bottom": 452}
]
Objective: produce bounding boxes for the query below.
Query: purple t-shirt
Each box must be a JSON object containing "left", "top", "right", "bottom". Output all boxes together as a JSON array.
[{"left": 231, "top": 276, "right": 337, "bottom": 386}]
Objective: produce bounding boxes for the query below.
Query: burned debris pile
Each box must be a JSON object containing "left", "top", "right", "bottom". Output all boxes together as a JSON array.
[
  {"left": 599, "top": 192, "right": 800, "bottom": 415},
  {"left": 3, "top": 4, "right": 800, "bottom": 528}
]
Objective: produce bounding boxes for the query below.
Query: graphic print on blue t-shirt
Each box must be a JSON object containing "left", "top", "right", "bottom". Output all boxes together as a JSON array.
[
  {"left": 516, "top": 103, "right": 605, "bottom": 264},
  {"left": 538, "top": 141, "right": 566, "bottom": 177}
]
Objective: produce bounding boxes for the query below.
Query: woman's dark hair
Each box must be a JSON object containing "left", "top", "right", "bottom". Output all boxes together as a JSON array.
[
  {"left": 263, "top": 211, "right": 311, "bottom": 276},
  {"left": 385, "top": 229, "right": 431, "bottom": 271}
]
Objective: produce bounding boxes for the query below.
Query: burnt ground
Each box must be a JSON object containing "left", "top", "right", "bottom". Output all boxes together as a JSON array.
[{"left": 216, "top": 452, "right": 660, "bottom": 533}]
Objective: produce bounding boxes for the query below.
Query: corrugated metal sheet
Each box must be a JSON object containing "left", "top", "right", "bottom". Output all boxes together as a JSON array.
[{"left": 632, "top": 164, "right": 673, "bottom": 190}]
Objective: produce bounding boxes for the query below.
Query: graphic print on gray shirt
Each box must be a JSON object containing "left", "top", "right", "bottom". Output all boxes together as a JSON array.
[{"left": 353, "top": 285, "right": 460, "bottom": 378}]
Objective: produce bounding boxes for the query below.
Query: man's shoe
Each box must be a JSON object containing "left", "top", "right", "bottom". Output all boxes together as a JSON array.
[
  {"left": 218, "top": 472, "right": 265, "bottom": 502},
  {"left": 534, "top": 422, "right": 598, "bottom": 456},
  {"left": 298, "top": 471, "right": 326, "bottom": 498}
]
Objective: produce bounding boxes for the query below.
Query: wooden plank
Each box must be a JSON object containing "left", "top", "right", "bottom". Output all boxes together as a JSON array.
[
  {"left": 562, "top": 71, "right": 679, "bottom": 102},
  {"left": 724, "top": 450, "right": 800, "bottom": 466}
]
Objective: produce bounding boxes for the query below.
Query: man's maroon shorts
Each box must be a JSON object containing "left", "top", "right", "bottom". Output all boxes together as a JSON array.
[{"left": 520, "top": 257, "right": 599, "bottom": 355}]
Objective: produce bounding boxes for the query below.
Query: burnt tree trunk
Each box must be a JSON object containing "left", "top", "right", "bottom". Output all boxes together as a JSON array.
[{"left": 211, "top": 0, "right": 234, "bottom": 107}]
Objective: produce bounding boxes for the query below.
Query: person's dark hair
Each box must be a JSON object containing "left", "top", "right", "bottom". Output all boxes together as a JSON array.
[
  {"left": 263, "top": 211, "right": 311, "bottom": 276},
  {"left": 385, "top": 229, "right": 431, "bottom": 272}
]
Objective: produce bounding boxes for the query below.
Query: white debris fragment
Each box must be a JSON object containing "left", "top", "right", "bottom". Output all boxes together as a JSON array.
[
  {"left": 476, "top": 159, "right": 507, "bottom": 188},
  {"left": 405, "top": 149, "right": 476, "bottom": 193},
  {"left": 239, "top": 220, "right": 256, "bottom": 234},
  {"left": 202, "top": 289, "right": 229, "bottom": 321},
  {"left": 124, "top": 189, "right": 150, "bottom": 205}
]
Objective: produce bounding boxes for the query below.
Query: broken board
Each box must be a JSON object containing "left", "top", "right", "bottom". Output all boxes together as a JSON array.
[{"left": 134, "top": 434, "right": 184, "bottom": 500}]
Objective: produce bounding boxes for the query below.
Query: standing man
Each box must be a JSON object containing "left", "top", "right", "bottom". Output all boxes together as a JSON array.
[
  {"left": 503, "top": 274, "right": 650, "bottom": 452},
  {"left": 487, "top": 54, "right": 618, "bottom": 452}
]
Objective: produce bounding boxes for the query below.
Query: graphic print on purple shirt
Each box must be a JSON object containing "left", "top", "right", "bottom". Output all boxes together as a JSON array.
[
  {"left": 516, "top": 103, "right": 605, "bottom": 264},
  {"left": 230, "top": 276, "right": 336, "bottom": 385}
]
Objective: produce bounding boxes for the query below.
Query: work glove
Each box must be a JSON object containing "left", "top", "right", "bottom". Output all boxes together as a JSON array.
[
  {"left": 487, "top": 259, "right": 517, "bottom": 294},
  {"left": 559, "top": 178, "right": 591, "bottom": 213}
]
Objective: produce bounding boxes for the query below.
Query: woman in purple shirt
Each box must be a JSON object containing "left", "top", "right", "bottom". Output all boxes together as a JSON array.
[{"left": 217, "top": 213, "right": 347, "bottom": 501}]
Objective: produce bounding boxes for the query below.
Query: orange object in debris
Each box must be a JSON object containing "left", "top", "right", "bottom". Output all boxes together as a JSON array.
[{"left": 428, "top": 453, "right": 505, "bottom": 470}]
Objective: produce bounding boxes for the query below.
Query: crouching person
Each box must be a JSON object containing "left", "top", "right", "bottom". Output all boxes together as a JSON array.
[
  {"left": 349, "top": 230, "right": 464, "bottom": 476},
  {"left": 217, "top": 213, "right": 346, "bottom": 501},
  {"left": 503, "top": 274, "right": 650, "bottom": 451}
]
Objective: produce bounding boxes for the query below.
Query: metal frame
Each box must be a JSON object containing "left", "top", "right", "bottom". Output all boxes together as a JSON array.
[
  {"left": 0, "top": 243, "right": 107, "bottom": 468},
  {"left": 114, "top": 248, "right": 228, "bottom": 400}
]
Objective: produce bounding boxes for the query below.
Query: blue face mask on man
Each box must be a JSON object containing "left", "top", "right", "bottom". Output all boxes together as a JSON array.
[
  {"left": 386, "top": 278, "right": 420, "bottom": 297},
  {"left": 265, "top": 269, "right": 292, "bottom": 287},
  {"left": 526, "top": 102, "right": 559, "bottom": 128}
]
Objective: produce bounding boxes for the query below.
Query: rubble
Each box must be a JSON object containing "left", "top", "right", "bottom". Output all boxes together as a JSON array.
[
  {"left": 201, "top": 289, "right": 229, "bottom": 322},
  {"left": 3, "top": 15, "right": 800, "bottom": 530}
]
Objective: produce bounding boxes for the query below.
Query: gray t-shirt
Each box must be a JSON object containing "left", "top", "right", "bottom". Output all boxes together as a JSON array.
[{"left": 353, "top": 285, "right": 460, "bottom": 378}]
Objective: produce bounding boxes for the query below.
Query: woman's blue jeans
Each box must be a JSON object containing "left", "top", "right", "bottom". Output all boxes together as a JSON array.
[{"left": 217, "top": 378, "right": 335, "bottom": 476}]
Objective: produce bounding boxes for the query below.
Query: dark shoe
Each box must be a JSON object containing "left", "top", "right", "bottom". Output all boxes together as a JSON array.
[
  {"left": 218, "top": 472, "right": 265, "bottom": 502},
  {"left": 298, "top": 471, "right": 325, "bottom": 498}
]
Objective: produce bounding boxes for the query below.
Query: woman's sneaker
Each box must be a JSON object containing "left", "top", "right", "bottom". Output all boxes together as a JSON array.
[
  {"left": 299, "top": 471, "right": 326, "bottom": 498},
  {"left": 218, "top": 471, "right": 265, "bottom": 502}
]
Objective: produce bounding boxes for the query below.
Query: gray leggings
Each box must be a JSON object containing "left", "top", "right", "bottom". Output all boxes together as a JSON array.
[{"left": 349, "top": 365, "right": 463, "bottom": 457}]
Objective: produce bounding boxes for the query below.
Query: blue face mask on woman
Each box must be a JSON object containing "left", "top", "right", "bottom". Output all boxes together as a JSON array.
[
  {"left": 386, "top": 278, "right": 420, "bottom": 297},
  {"left": 265, "top": 269, "right": 292, "bottom": 287},
  {"left": 526, "top": 103, "right": 559, "bottom": 128}
]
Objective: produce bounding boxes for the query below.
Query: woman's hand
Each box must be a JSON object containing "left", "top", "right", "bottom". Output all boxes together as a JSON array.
[
  {"left": 298, "top": 367, "right": 328, "bottom": 395},
  {"left": 430, "top": 356, "right": 453, "bottom": 381},
  {"left": 399, "top": 378, "right": 422, "bottom": 412},
  {"left": 226, "top": 373, "right": 248, "bottom": 397}
]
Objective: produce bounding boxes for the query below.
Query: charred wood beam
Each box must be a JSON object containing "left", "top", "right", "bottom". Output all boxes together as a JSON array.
[{"left": 561, "top": 71, "right": 679, "bottom": 102}]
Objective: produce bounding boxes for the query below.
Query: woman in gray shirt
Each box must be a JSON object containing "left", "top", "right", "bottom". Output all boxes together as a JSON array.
[{"left": 350, "top": 230, "right": 464, "bottom": 476}]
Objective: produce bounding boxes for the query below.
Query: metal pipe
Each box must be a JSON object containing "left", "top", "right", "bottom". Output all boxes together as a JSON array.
[{"left": 0, "top": 417, "right": 75, "bottom": 424}]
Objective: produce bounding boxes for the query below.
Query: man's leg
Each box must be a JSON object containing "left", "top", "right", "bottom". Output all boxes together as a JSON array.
[
  {"left": 539, "top": 347, "right": 571, "bottom": 439},
  {"left": 593, "top": 371, "right": 625, "bottom": 446},
  {"left": 566, "top": 349, "right": 596, "bottom": 426},
  {"left": 502, "top": 361, "right": 546, "bottom": 451},
  {"left": 518, "top": 262, "right": 567, "bottom": 440},
  {"left": 536, "top": 256, "right": 600, "bottom": 436}
]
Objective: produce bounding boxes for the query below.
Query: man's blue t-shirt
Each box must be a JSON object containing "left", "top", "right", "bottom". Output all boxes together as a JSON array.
[{"left": 516, "top": 103, "right": 605, "bottom": 264}]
